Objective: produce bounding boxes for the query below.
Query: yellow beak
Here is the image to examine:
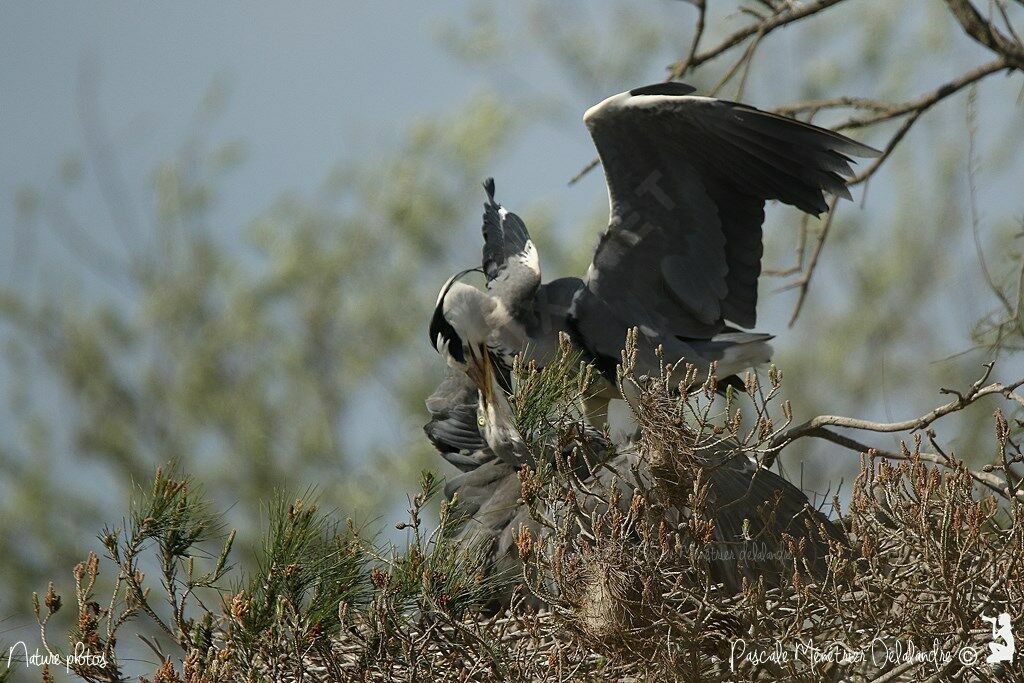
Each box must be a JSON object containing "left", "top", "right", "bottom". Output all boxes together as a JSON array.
[{"left": 468, "top": 345, "right": 494, "bottom": 406}]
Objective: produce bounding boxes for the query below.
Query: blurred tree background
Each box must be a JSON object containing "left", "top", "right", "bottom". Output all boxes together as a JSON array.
[{"left": 1, "top": 0, "right": 1022, "bottom": 664}]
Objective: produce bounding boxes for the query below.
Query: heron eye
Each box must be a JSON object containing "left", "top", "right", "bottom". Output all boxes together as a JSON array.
[{"left": 477, "top": 413, "right": 486, "bottom": 427}]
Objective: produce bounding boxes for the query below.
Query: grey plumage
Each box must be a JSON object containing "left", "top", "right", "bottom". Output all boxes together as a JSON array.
[
  {"left": 589, "top": 445, "right": 844, "bottom": 591},
  {"left": 424, "top": 373, "right": 488, "bottom": 465},
  {"left": 701, "top": 450, "right": 844, "bottom": 588},
  {"left": 425, "top": 83, "right": 872, "bottom": 598},
  {"left": 481, "top": 178, "right": 540, "bottom": 319},
  {"left": 569, "top": 89, "right": 878, "bottom": 380},
  {"left": 424, "top": 373, "right": 843, "bottom": 595},
  {"left": 424, "top": 370, "right": 608, "bottom": 603},
  {"left": 439, "top": 86, "right": 877, "bottom": 391}
]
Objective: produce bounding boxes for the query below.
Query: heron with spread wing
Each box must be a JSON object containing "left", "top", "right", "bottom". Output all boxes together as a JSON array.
[
  {"left": 425, "top": 83, "right": 878, "bottom": 593},
  {"left": 430, "top": 82, "right": 878, "bottom": 431}
]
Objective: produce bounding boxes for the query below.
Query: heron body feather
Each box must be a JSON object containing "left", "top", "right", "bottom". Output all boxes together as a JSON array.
[
  {"left": 425, "top": 86, "right": 876, "bottom": 597},
  {"left": 434, "top": 88, "right": 877, "bottom": 394}
]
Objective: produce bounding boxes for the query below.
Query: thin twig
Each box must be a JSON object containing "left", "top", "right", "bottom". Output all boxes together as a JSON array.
[
  {"left": 674, "top": 0, "right": 707, "bottom": 78},
  {"left": 781, "top": 197, "right": 839, "bottom": 327}
]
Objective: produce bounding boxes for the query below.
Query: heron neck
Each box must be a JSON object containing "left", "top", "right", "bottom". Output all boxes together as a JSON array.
[{"left": 482, "top": 382, "right": 536, "bottom": 471}]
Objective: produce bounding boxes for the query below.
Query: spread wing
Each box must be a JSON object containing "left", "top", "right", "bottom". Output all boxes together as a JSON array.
[
  {"left": 480, "top": 178, "right": 541, "bottom": 317},
  {"left": 570, "top": 83, "right": 880, "bottom": 365}
]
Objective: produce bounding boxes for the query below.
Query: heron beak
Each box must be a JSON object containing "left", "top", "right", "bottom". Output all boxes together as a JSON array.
[
  {"left": 481, "top": 349, "right": 494, "bottom": 405},
  {"left": 467, "top": 345, "right": 494, "bottom": 407}
]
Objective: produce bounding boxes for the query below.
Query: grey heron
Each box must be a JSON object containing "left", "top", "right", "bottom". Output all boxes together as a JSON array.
[
  {"left": 424, "top": 361, "right": 845, "bottom": 596},
  {"left": 424, "top": 83, "right": 874, "bottom": 596},
  {"left": 430, "top": 82, "right": 880, "bottom": 427}
]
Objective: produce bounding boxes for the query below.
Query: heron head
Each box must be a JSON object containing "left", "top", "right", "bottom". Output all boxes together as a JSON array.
[
  {"left": 468, "top": 346, "right": 535, "bottom": 470},
  {"left": 465, "top": 344, "right": 501, "bottom": 418},
  {"left": 428, "top": 267, "right": 485, "bottom": 363}
]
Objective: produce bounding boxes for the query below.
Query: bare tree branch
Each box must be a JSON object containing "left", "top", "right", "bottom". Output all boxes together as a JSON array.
[
  {"left": 667, "top": 0, "right": 846, "bottom": 79},
  {"left": 768, "top": 364, "right": 1024, "bottom": 467},
  {"left": 788, "top": 426, "right": 1013, "bottom": 498},
  {"left": 835, "top": 57, "right": 1010, "bottom": 130},
  {"left": 943, "top": 0, "right": 1024, "bottom": 69},
  {"left": 77, "top": 57, "right": 145, "bottom": 260}
]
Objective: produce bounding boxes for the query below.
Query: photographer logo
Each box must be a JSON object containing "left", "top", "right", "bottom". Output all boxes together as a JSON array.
[{"left": 982, "top": 612, "right": 1014, "bottom": 664}]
